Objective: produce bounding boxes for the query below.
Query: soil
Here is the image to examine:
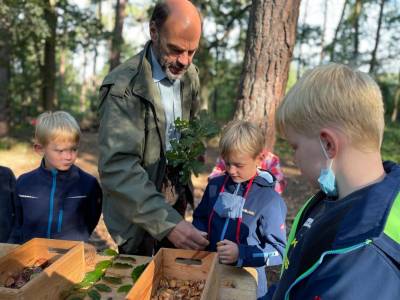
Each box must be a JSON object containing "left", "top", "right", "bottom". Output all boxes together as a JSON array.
[{"left": 0, "top": 131, "right": 314, "bottom": 284}]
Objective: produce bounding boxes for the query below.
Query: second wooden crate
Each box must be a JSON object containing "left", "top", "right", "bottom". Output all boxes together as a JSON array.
[{"left": 126, "top": 248, "right": 219, "bottom": 300}]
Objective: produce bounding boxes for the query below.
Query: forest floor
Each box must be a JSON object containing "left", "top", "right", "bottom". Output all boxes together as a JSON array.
[{"left": 0, "top": 131, "right": 314, "bottom": 284}]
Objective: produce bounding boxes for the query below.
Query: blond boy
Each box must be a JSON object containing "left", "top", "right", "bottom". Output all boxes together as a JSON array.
[
  {"left": 9, "top": 111, "right": 102, "bottom": 243},
  {"left": 272, "top": 63, "right": 400, "bottom": 299},
  {"left": 193, "top": 120, "right": 287, "bottom": 299}
]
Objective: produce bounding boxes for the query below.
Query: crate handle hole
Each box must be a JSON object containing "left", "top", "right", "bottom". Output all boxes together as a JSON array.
[
  {"left": 175, "top": 258, "right": 202, "bottom": 265},
  {"left": 47, "top": 247, "right": 69, "bottom": 254}
]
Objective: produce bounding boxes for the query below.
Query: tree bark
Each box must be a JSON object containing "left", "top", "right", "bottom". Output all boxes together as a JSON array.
[
  {"left": 0, "top": 26, "right": 11, "bottom": 137},
  {"left": 391, "top": 70, "right": 400, "bottom": 123},
  {"left": 235, "top": 0, "right": 301, "bottom": 151},
  {"left": 320, "top": 0, "right": 328, "bottom": 64},
  {"left": 369, "top": 0, "right": 385, "bottom": 74},
  {"left": 42, "top": 0, "right": 57, "bottom": 111},
  {"left": 330, "top": 0, "right": 348, "bottom": 61},
  {"left": 109, "top": 0, "right": 126, "bottom": 71},
  {"left": 351, "top": 0, "right": 362, "bottom": 65}
]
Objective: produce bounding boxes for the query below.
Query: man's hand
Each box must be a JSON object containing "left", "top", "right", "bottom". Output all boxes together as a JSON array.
[
  {"left": 217, "top": 239, "right": 239, "bottom": 264},
  {"left": 167, "top": 220, "right": 209, "bottom": 250}
]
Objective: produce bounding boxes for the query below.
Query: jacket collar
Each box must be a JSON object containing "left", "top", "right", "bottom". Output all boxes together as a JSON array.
[
  {"left": 38, "top": 159, "right": 80, "bottom": 181},
  {"left": 332, "top": 161, "right": 400, "bottom": 248}
]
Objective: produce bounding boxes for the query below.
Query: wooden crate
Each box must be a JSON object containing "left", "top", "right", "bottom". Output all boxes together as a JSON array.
[
  {"left": 0, "top": 238, "right": 85, "bottom": 300},
  {"left": 127, "top": 248, "right": 219, "bottom": 300}
]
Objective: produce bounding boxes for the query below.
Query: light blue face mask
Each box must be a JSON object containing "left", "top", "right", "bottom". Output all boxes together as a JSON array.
[{"left": 318, "top": 138, "right": 338, "bottom": 197}]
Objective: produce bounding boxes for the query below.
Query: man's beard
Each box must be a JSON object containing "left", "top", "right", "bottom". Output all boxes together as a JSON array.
[{"left": 159, "top": 56, "right": 189, "bottom": 81}]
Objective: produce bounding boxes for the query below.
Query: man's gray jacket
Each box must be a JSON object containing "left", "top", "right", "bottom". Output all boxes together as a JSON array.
[{"left": 98, "top": 41, "right": 200, "bottom": 251}]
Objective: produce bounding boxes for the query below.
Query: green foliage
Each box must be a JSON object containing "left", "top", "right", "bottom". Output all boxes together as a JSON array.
[
  {"left": 382, "top": 122, "right": 400, "bottom": 163},
  {"left": 87, "top": 289, "right": 101, "bottom": 300},
  {"left": 1, "top": 0, "right": 106, "bottom": 128},
  {"left": 112, "top": 262, "right": 134, "bottom": 269},
  {"left": 131, "top": 263, "right": 149, "bottom": 283},
  {"left": 93, "top": 283, "right": 112, "bottom": 293},
  {"left": 166, "top": 111, "right": 219, "bottom": 184},
  {"left": 117, "top": 284, "right": 133, "bottom": 294},
  {"left": 102, "top": 248, "right": 118, "bottom": 257},
  {"left": 102, "top": 276, "right": 123, "bottom": 285}
]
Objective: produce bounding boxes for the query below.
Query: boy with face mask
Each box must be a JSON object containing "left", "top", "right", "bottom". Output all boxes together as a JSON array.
[
  {"left": 272, "top": 63, "right": 400, "bottom": 299},
  {"left": 193, "top": 120, "right": 287, "bottom": 300}
]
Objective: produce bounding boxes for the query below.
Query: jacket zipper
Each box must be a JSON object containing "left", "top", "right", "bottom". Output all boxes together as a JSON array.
[
  {"left": 47, "top": 169, "right": 58, "bottom": 238},
  {"left": 284, "top": 239, "right": 372, "bottom": 300}
]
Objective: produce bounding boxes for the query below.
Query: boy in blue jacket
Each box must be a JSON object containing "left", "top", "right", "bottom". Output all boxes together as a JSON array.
[
  {"left": 272, "top": 63, "right": 400, "bottom": 299},
  {"left": 9, "top": 111, "right": 102, "bottom": 243},
  {"left": 0, "top": 166, "right": 16, "bottom": 242},
  {"left": 193, "top": 120, "right": 287, "bottom": 300}
]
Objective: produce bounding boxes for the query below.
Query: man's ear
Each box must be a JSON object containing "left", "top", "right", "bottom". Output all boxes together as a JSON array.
[
  {"left": 319, "top": 129, "right": 339, "bottom": 159},
  {"left": 149, "top": 21, "right": 158, "bottom": 42},
  {"left": 34, "top": 143, "right": 44, "bottom": 156}
]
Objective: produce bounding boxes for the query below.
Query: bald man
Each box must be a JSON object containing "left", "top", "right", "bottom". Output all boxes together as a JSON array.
[{"left": 98, "top": 0, "right": 209, "bottom": 255}]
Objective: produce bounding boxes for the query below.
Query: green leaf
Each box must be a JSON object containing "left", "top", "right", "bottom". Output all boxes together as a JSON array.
[
  {"left": 112, "top": 262, "right": 134, "bottom": 269},
  {"left": 103, "top": 276, "right": 123, "bottom": 285},
  {"left": 117, "top": 284, "right": 133, "bottom": 294},
  {"left": 103, "top": 249, "right": 118, "bottom": 257},
  {"left": 88, "top": 289, "right": 101, "bottom": 300},
  {"left": 94, "top": 283, "right": 112, "bottom": 292},
  {"left": 78, "top": 270, "right": 103, "bottom": 287},
  {"left": 131, "top": 263, "right": 149, "bottom": 282},
  {"left": 117, "top": 256, "right": 137, "bottom": 263},
  {"left": 95, "top": 260, "right": 113, "bottom": 271}
]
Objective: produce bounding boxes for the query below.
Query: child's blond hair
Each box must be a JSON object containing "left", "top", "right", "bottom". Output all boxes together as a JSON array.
[
  {"left": 220, "top": 120, "right": 264, "bottom": 159},
  {"left": 276, "top": 63, "right": 385, "bottom": 151},
  {"left": 35, "top": 111, "right": 81, "bottom": 146}
]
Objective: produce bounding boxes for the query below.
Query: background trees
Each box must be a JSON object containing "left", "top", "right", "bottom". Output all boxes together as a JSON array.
[{"left": 1, "top": 0, "right": 399, "bottom": 148}]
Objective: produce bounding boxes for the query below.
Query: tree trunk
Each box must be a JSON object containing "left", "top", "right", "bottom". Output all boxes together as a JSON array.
[
  {"left": 391, "top": 70, "right": 400, "bottom": 123},
  {"left": 369, "top": 0, "right": 385, "bottom": 74},
  {"left": 80, "top": 51, "right": 88, "bottom": 113},
  {"left": 0, "top": 27, "right": 11, "bottom": 137},
  {"left": 109, "top": 0, "right": 126, "bottom": 71},
  {"left": 352, "top": 0, "right": 362, "bottom": 65},
  {"left": 235, "top": 0, "right": 301, "bottom": 151},
  {"left": 42, "top": 0, "right": 57, "bottom": 111},
  {"left": 320, "top": 0, "right": 328, "bottom": 64},
  {"left": 330, "top": 0, "right": 348, "bottom": 61},
  {"left": 93, "top": 0, "right": 102, "bottom": 83}
]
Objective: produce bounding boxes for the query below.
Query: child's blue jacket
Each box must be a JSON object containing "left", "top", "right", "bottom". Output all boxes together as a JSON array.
[
  {"left": 9, "top": 160, "right": 102, "bottom": 243},
  {"left": 193, "top": 171, "right": 287, "bottom": 299},
  {"left": 0, "top": 166, "right": 16, "bottom": 242},
  {"left": 272, "top": 161, "right": 400, "bottom": 300}
]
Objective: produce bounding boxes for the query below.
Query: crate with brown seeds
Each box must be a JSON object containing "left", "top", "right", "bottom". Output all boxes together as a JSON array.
[
  {"left": 0, "top": 238, "right": 85, "bottom": 300},
  {"left": 126, "top": 248, "right": 219, "bottom": 300}
]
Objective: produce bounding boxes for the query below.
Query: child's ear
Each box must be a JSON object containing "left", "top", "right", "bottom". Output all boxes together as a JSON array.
[
  {"left": 34, "top": 143, "right": 44, "bottom": 155},
  {"left": 319, "top": 129, "right": 339, "bottom": 159},
  {"left": 255, "top": 152, "right": 264, "bottom": 167}
]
